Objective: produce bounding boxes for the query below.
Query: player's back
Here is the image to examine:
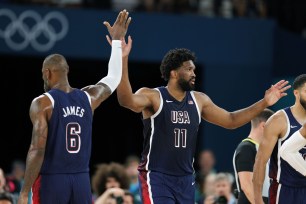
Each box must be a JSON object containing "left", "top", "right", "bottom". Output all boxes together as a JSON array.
[{"left": 40, "top": 89, "right": 93, "bottom": 174}]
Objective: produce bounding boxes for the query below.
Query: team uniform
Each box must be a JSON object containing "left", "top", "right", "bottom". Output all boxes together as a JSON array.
[
  {"left": 233, "top": 138, "right": 269, "bottom": 204},
  {"left": 269, "top": 107, "right": 306, "bottom": 204},
  {"left": 138, "top": 86, "right": 201, "bottom": 204},
  {"left": 32, "top": 89, "right": 93, "bottom": 204}
]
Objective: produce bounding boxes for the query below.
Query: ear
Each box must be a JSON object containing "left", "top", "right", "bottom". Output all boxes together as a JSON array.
[
  {"left": 293, "top": 89, "right": 299, "bottom": 98},
  {"left": 170, "top": 69, "right": 177, "bottom": 79},
  {"left": 45, "top": 68, "right": 51, "bottom": 80},
  {"left": 259, "top": 121, "right": 266, "bottom": 130}
]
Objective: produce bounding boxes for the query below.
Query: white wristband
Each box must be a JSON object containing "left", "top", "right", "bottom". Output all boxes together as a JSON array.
[
  {"left": 99, "top": 40, "right": 122, "bottom": 93},
  {"left": 279, "top": 130, "right": 306, "bottom": 176}
]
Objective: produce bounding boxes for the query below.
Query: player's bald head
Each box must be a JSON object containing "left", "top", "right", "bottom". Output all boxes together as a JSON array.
[{"left": 43, "top": 53, "right": 69, "bottom": 73}]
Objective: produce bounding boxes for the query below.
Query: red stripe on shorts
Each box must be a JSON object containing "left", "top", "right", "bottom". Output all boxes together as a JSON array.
[{"left": 32, "top": 175, "right": 41, "bottom": 204}]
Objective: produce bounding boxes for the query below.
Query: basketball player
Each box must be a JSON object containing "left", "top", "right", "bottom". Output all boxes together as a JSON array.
[
  {"left": 233, "top": 108, "right": 274, "bottom": 204},
  {"left": 253, "top": 74, "right": 306, "bottom": 204},
  {"left": 114, "top": 37, "right": 291, "bottom": 204},
  {"left": 17, "top": 10, "right": 131, "bottom": 204}
]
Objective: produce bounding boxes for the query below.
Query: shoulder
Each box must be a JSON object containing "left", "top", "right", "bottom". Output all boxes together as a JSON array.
[
  {"left": 30, "top": 94, "right": 53, "bottom": 113},
  {"left": 264, "top": 109, "right": 287, "bottom": 138},
  {"left": 236, "top": 140, "right": 256, "bottom": 155},
  {"left": 136, "top": 87, "right": 160, "bottom": 99},
  {"left": 32, "top": 94, "right": 50, "bottom": 105},
  {"left": 266, "top": 109, "right": 287, "bottom": 127},
  {"left": 192, "top": 91, "right": 211, "bottom": 103}
]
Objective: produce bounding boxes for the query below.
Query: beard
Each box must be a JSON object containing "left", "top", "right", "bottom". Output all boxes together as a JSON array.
[
  {"left": 178, "top": 78, "right": 195, "bottom": 91},
  {"left": 300, "top": 97, "right": 306, "bottom": 111},
  {"left": 44, "top": 81, "right": 50, "bottom": 92}
]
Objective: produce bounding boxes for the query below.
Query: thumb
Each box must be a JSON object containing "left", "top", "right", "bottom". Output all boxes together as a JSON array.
[
  {"left": 106, "top": 35, "right": 112, "bottom": 46},
  {"left": 103, "top": 21, "right": 111, "bottom": 29}
]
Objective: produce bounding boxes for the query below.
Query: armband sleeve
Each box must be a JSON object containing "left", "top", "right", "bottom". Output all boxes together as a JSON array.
[
  {"left": 99, "top": 40, "right": 122, "bottom": 93},
  {"left": 279, "top": 130, "right": 306, "bottom": 176}
]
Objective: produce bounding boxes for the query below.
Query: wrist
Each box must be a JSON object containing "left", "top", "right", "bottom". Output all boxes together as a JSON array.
[{"left": 112, "top": 40, "right": 122, "bottom": 47}]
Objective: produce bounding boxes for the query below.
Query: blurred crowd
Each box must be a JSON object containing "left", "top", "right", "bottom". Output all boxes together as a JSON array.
[
  {"left": 1, "top": 149, "right": 240, "bottom": 204},
  {"left": 0, "top": 0, "right": 306, "bottom": 37}
]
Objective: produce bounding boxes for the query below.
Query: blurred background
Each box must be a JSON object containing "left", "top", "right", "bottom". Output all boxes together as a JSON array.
[{"left": 0, "top": 0, "right": 306, "bottom": 202}]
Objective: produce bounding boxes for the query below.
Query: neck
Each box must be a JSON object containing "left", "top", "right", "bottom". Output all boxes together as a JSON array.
[
  {"left": 51, "top": 81, "right": 72, "bottom": 92},
  {"left": 247, "top": 130, "right": 261, "bottom": 144},
  {"left": 166, "top": 84, "right": 186, "bottom": 101},
  {"left": 291, "top": 104, "right": 306, "bottom": 124}
]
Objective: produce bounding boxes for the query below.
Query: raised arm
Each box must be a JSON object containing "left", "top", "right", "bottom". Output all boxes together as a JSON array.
[
  {"left": 199, "top": 80, "right": 290, "bottom": 129},
  {"left": 82, "top": 9, "right": 131, "bottom": 111},
  {"left": 279, "top": 124, "right": 306, "bottom": 176},
  {"left": 115, "top": 36, "right": 157, "bottom": 114},
  {"left": 18, "top": 95, "right": 51, "bottom": 204}
]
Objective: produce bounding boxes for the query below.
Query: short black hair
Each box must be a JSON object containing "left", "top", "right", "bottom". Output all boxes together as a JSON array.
[
  {"left": 251, "top": 108, "right": 274, "bottom": 128},
  {"left": 293, "top": 74, "right": 306, "bottom": 90},
  {"left": 160, "top": 48, "right": 196, "bottom": 81},
  {"left": 0, "top": 192, "right": 14, "bottom": 203}
]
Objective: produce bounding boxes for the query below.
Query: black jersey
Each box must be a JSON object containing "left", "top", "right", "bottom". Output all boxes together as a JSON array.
[{"left": 233, "top": 138, "right": 269, "bottom": 204}]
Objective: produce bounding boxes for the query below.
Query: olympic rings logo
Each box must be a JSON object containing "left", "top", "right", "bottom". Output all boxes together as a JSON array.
[{"left": 0, "top": 8, "right": 69, "bottom": 52}]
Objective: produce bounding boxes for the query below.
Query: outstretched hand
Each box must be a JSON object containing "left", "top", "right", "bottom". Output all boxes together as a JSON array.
[
  {"left": 264, "top": 79, "right": 291, "bottom": 106},
  {"left": 106, "top": 35, "right": 132, "bottom": 58},
  {"left": 103, "top": 9, "right": 132, "bottom": 41}
]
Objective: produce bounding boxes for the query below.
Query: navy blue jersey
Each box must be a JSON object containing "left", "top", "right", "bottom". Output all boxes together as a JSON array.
[
  {"left": 269, "top": 107, "right": 306, "bottom": 187},
  {"left": 40, "top": 89, "right": 93, "bottom": 174},
  {"left": 138, "top": 86, "right": 201, "bottom": 176}
]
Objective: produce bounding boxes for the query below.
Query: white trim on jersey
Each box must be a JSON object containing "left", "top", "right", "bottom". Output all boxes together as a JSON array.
[
  {"left": 44, "top": 92, "right": 54, "bottom": 108},
  {"left": 190, "top": 91, "right": 201, "bottom": 124},
  {"left": 84, "top": 91, "right": 92, "bottom": 106},
  {"left": 145, "top": 88, "right": 163, "bottom": 171},
  {"left": 276, "top": 109, "right": 291, "bottom": 182}
]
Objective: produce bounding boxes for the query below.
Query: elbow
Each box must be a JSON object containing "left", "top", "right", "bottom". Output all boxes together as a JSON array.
[
  {"left": 118, "top": 100, "right": 141, "bottom": 113},
  {"left": 118, "top": 99, "right": 127, "bottom": 107},
  {"left": 28, "top": 147, "right": 45, "bottom": 159},
  {"left": 117, "top": 99, "right": 132, "bottom": 109}
]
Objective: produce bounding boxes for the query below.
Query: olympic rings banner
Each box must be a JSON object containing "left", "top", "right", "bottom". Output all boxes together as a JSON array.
[
  {"left": 0, "top": 8, "right": 69, "bottom": 52},
  {"left": 0, "top": 3, "right": 117, "bottom": 59},
  {"left": 1, "top": 3, "right": 305, "bottom": 67}
]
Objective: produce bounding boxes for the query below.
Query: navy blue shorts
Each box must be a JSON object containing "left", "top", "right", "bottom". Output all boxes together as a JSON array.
[
  {"left": 139, "top": 171, "right": 195, "bottom": 204},
  {"left": 32, "top": 173, "right": 92, "bottom": 204},
  {"left": 277, "top": 184, "right": 306, "bottom": 204}
]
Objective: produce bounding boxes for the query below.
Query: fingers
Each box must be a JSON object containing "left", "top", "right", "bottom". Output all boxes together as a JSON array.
[
  {"left": 273, "top": 80, "right": 289, "bottom": 88},
  {"left": 127, "top": 35, "right": 132, "bottom": 45},
  {"left": 125, "top": 16, "right": 132, "bottom": 29},
  {"left": 280, "top": 85, "right": 291, "bottom": 92},
  {"left": 118, "top": 10, "right": 131, "bottom": 29},
  {"left": 103, "top": 21, "right": 111, "bottom": 30},
  {"left": 118, "top": 9, "right": 128, "bottom": 25},
  {"left": 115, "top": 10, "right": 123, "bottom": 24},
  {"left": 271, "top": 80, "right": 291, "bottom": 93}
]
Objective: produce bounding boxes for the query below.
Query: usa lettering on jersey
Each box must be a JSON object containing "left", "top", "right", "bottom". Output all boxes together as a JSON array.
[{"left": 171, "top": 111, "right": 190, "bottom": 124}]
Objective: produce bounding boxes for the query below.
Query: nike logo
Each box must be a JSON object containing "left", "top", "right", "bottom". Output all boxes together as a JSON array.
[
  {"left": 290, "top": 125, "right": 297, "bottom": 128},
  {"left": 192, "top": 182, "right": 195, "bottom": 185},
  {"left": 166, "top": 100, "right": 173, "bottom": 103}
]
